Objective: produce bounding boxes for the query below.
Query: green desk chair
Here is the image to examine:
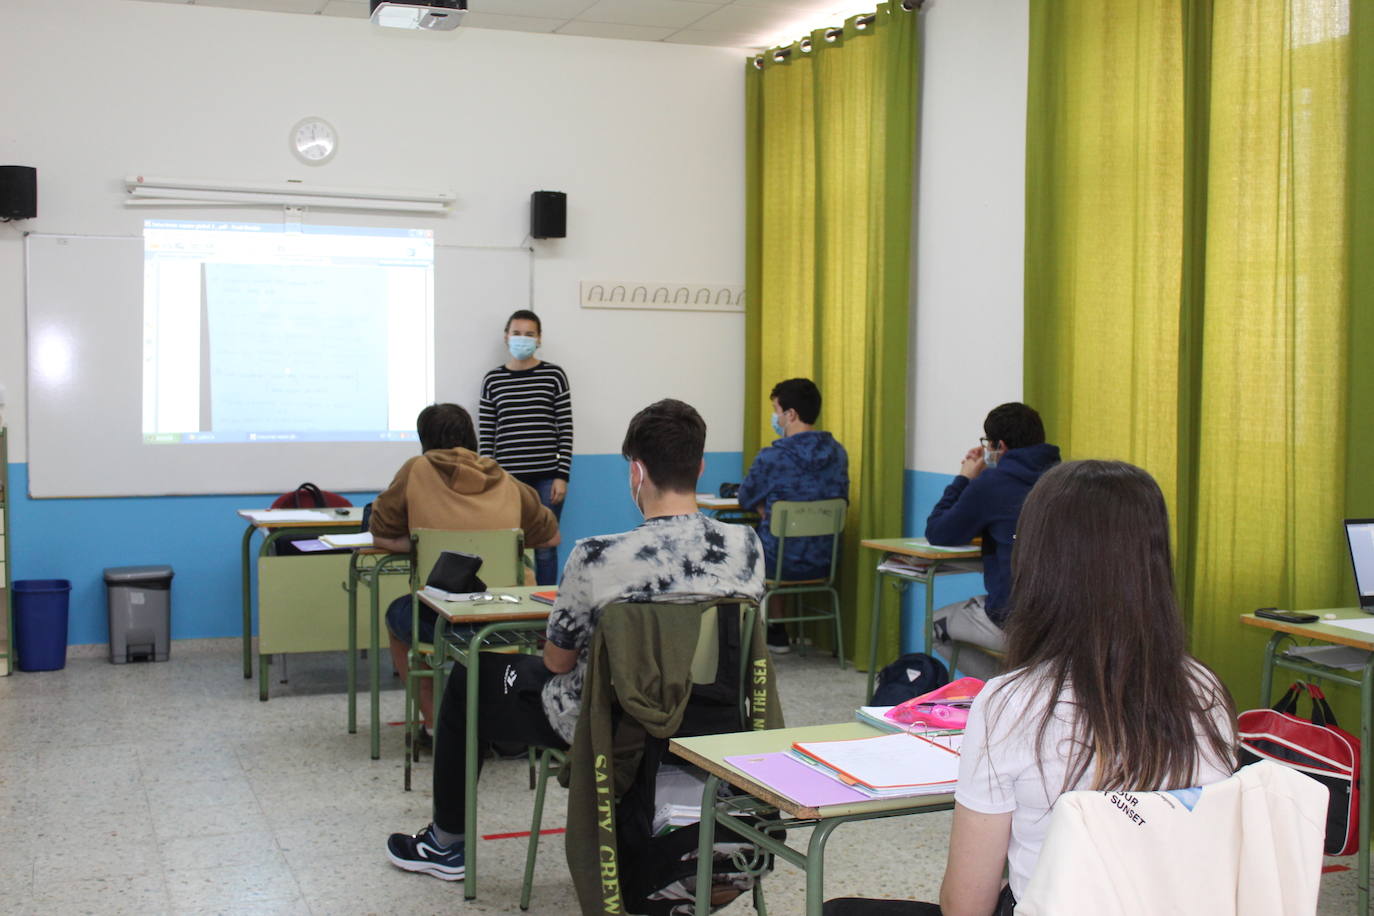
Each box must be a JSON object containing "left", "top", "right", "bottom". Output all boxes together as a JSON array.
[
  {"left": 404, "top": 527, "right": 524, "bottom": 791},
  {"left": 760, "top": 498, "right": 847, "bottom": 665},
  {"left": 519, "top": 601, "right": 760, "bottom": 911}
]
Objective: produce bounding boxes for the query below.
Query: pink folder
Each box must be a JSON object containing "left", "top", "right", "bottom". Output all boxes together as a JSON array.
[{"left": 724, "top": 752, "right": 870, "bottom": 807}]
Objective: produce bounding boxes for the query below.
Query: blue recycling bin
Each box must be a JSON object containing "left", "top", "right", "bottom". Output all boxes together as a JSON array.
[{"left": 13, "top": 579, "right": 72, "bottom": 672}]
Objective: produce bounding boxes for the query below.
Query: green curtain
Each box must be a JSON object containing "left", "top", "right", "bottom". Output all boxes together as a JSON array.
[
  {"left": 1026, "top": 0, "right": 1370, "bottom": 719},
  {"left": 743, "top": 3, "right": 920, "bottom": 667}
]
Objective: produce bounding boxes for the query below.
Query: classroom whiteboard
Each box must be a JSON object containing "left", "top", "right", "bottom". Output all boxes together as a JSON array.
[{"left": 24, "top": 233, "right": 531, "bottom": 498}]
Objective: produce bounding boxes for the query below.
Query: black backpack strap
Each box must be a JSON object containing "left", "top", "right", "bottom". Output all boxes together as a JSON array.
[{"left": 295, "top": 482, "right": 326, "bottom": 508}]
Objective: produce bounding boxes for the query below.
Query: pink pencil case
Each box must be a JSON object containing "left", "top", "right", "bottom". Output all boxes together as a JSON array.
[{"left": 886, "top": 676, "right": 986, "bottom": 729}]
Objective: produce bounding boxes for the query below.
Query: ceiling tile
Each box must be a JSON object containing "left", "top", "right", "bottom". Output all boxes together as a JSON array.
[
  {"left": 663, "top": 28, "right": 768, "bottom": 48},
  {"left": 470, "top": 0, "right": 597, "bottom": 16},
  {"left": 319, "top": 0, "right": 368, "bottom": 17},
  {"left": 577, "top": 0, "right": 719, "bottom": 29},
  {"left": 731, "top": 0, "right": 832, "bottom": 8},
  {"left": 685, "top": 3, "right": 796, "bottom": 30},
  {"left": 555, "top": 20, "right": 676, "bottom": 40},
  {"left": 197, "top": 0, "right": 327, "bottom": 12},
  {"left": 462, "top": 10, "right": 565, "bottom": 31}
]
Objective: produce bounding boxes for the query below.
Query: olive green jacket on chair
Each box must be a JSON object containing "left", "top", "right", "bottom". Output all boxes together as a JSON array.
[{"left": 563, "top": 601, "right": 783, "bottom": 915}]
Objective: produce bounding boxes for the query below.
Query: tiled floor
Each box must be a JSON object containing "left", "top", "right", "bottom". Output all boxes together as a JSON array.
[{"left": 0, "top": 641, "right": 1365, "bottom": 915}]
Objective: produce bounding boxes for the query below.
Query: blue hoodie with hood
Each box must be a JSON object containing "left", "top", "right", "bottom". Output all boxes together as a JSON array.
[
  {"left": 737, "top": 431, "right": 850, "bottom": 580},
  {"left": 924, "top": 442, "right": 1061, "bottom": 623}
]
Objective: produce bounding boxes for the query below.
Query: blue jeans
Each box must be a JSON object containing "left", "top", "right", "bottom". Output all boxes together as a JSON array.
[{"left": 530, "top": 477, "right": 565, "bottom": 586}]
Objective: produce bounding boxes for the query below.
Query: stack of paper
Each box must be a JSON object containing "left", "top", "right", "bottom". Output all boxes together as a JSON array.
[
  {"left": 855, "top": 706, "right": 962, "bottom": 737},
  {"left": 789, "top": 732, "right": 961, "bottom": 798},
  {"left": 652, "top": 764, "right": 706, "bottom": 835},
  {"left": 243, "top": 509, "right": 336, "bottom": 523},
  {"left": 877, "top": 555, "right": 932, "bottom": 576},
  {"left": 320, "top": 532, "right": 374, "bottom": 549},
  {"left": 900, "top": 538, "right": 979, "bottom": 553}
]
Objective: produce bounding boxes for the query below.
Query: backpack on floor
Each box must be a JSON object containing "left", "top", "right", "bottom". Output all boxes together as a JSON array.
[
  {"left": 1238, "top": 681, "right": 1361, "bottom": 856},
  {"left": 870, "top": 652, "right": 950, "bottom": 706}
]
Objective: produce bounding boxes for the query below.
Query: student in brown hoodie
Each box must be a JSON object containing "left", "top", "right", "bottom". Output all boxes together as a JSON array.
[{"left": 370, "top": 403, "right": 560, "bottom": 737}]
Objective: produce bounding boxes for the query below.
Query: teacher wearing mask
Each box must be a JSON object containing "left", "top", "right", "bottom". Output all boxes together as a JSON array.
[{"left": 478, "top": 309, "right": 574, "bottom": 586}]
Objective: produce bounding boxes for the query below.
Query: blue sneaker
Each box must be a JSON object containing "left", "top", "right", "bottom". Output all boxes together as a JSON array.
[{"left": 386, "top": 824, "right": 465, "bottom": 881}]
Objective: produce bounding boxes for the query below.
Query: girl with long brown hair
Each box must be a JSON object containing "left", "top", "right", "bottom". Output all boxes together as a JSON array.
[{"left": 937, "top": 459, "right": 1237, "bottom": 914}]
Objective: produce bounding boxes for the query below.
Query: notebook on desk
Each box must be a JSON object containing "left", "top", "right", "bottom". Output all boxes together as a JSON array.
[{"left": 1345, "top": 519, "right": 1374, "bottom": 611}]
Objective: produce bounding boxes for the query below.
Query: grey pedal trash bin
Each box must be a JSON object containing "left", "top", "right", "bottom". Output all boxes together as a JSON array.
[{"left": 104, "top": 565, "right": 174, "bottom": 663}]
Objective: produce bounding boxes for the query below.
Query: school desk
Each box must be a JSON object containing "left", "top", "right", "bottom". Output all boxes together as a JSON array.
[
  {"left": 696, "top": 493, "right": 760, "bottom": 526},
  {"left": 1241, "top": 607, "right": 1374, "bottom": 914},
  {"left": 670, "top": 722, "right": 955, "bottom": 916},
  {"left": 859, "top": 538, "right": 982, "bottom": 700},
  {"left": 237, "top": 508, "right": 404, "bottom": 700}
]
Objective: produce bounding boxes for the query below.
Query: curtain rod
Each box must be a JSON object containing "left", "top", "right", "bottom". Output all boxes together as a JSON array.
[{"left": 752, "top": 1, "right": 923, "bottom": 68}]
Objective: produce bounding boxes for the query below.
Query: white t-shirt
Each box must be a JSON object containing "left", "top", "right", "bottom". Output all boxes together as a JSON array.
[{"left": 954, "top": 662, "right": 1236, "bottom": 900}]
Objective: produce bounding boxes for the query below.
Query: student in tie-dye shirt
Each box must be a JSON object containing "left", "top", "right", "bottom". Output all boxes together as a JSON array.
[{"left": 385, "top": 398, "right": 765, "bottom": 882}]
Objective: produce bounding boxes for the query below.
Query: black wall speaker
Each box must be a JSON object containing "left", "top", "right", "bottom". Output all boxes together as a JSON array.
[
  {"left": 0, "top": 166, "right": 37, "bottom": 221},
  {"left": 531, "top": 190, "right": 566, "bottom": 239}
]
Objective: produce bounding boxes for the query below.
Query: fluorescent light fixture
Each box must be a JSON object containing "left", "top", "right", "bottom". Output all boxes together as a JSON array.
[
  {"left": 369, "top": 0, "right": 466, "bottom": 31},
  {"left": 124, "top": 176, "right": 455, "bottom": 215}
]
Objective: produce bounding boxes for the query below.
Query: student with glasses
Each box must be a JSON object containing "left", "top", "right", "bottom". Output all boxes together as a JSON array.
[{"left": 924, "top": 402, "right": 1060, "bottom": 678}]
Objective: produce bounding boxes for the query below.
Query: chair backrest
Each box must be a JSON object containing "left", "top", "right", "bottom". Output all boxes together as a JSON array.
[
  {"left": 1015, "top": 760, "right": 1327, "bottom": 916},
  {"left": 768, "top": 498, "right": 847, "bottom": 538},
  {"left": 768, "top": 498, "right": 846, "bottom": 581},
  {"left": 600, "top": 599, "right": 759, "bottom": 735},
  {"left": 411, "top": 527, "right": 524, "bottom": 589}
]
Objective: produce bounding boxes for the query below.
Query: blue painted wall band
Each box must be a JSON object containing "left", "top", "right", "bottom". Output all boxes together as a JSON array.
[{"left": 7, "top": 458, "right": 984, "bottom": 650}]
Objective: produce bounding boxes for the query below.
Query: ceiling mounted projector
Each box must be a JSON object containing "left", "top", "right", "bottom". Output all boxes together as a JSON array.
[{"left": 369, "top": 0, "right": 467, "bottom": 31}]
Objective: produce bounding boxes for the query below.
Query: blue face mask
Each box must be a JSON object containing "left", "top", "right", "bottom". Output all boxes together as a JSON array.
[
  {"left": 508, "top": 336, "right": 537, "bottom": 360},
  {"left": 771, "top": 412, "right": 785, "bottom": 437}
]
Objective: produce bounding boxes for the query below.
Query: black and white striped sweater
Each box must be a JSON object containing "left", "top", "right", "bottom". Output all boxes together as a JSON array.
[{"left": 477, "top": 361, "right": 573, "bottom": 481}]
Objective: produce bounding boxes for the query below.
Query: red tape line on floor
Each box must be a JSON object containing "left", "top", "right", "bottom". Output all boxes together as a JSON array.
[
  {"left": 483, "top": 828, "right": 566, "bottom": 841},
  {"left": 1322, "top": 865, "right": 1350, "bottom": 874}
]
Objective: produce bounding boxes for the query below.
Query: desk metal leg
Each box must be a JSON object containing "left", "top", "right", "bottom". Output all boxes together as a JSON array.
[
  {"left": 866, "top": 572, "right": 886, "bottom": 702},
  {"left": 923, "top": 561, "right": 941, "bottom": 658},
  {"left": 464, "top": 626, "right": 489, "bottom": 902},
  {"left": 1360, "top": 654, "right": 1373, "bottom": 915},
  {"left": 804, "top": 817, "right": 846, "bottom": 916},
  {"left": 347, "top": 555, "right": 358, "bottom": 736},
  {"left": 241, "top": 522, "right": 255, "bottom": 679},
  {"left": 1259, "top": 632, "right": 1283, "bottom": 707},
  {"left": 370, "top": 572, "right": 382, "bottom": 761},
  {"left": 695, "top": 775, "right": 721, "bottom": 916}
]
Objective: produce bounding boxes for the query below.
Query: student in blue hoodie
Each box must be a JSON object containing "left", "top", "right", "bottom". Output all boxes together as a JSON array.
[
  {"left": 738, "top": 378, "right": 850, "bottom": 652},
  {"left": 925, "top": 402, "right": 1060, "bottom": 678}
]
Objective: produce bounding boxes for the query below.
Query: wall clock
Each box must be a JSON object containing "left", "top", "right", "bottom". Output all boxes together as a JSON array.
[{"left": 290, "top": 117, "right": 338, "bottom": 165}]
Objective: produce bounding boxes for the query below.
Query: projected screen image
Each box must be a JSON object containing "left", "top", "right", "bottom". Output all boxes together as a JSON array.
[{"left": 141, "top": 220, "right": 434, "bottom": 444}]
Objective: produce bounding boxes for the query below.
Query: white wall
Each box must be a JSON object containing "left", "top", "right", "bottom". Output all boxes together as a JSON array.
[
  {"left": 0, "top": 0, "right": 1032, "bottom": 475},
  {"left": 0, "top": 0, "right": 749, "bottom": 464},
  {"left": 909, "top": 0, "right": 1028, "bottom": 473}
]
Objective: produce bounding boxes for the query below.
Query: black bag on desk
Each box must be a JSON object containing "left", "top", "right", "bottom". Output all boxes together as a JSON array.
[{"left": 425, "top": 550, "right": 486, "bottom": 594}]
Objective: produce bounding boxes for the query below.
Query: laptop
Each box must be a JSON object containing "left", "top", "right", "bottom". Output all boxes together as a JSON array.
[{"left": 1344, "top": 519, "right": 1374, "bottom": 611}]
